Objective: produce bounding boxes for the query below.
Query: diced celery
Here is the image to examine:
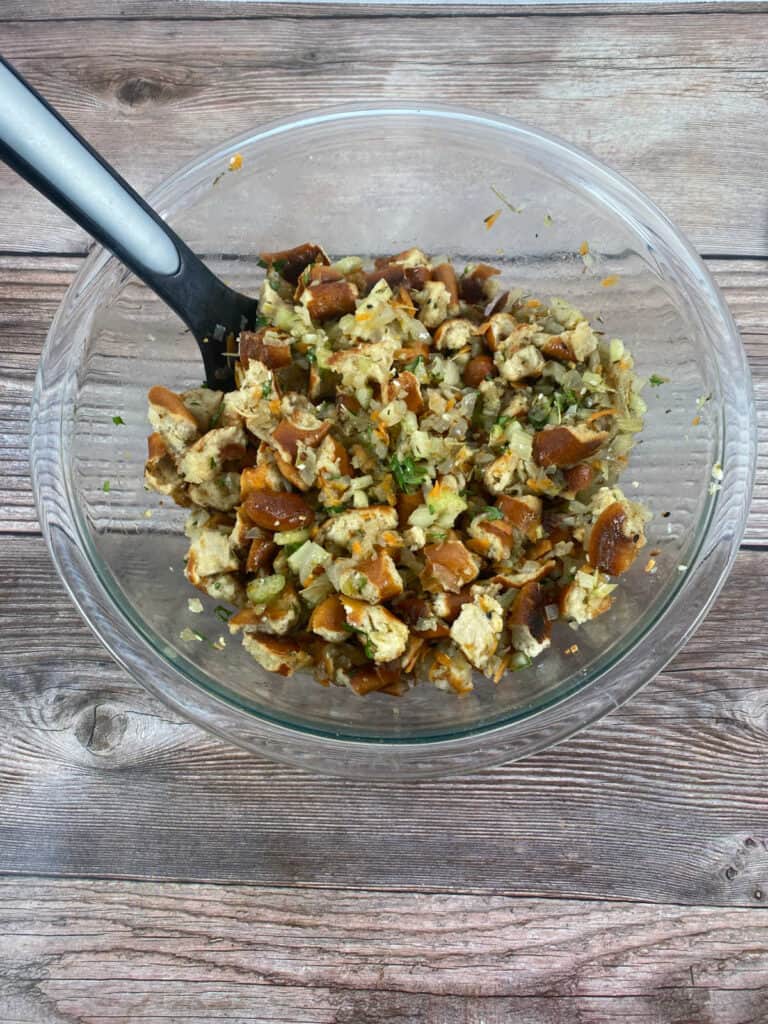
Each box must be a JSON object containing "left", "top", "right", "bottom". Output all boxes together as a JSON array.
[
  {"left": 274, "top": 528, "right": 311, "bottom": 546},
  {"left": 246, "top": 574, "right": 285, "bottom": 606},
  {"left": 504, "top": 420, "right": 533, "bottom": 459},
  {"left": 609, "top": 338, "right": 625, "bottom": 362},
  {"left": 331, "top": 256, "right": 363, "bottom": 274},
  {"left": 287, "top": 540, "right": 332, "bottom": 585}
]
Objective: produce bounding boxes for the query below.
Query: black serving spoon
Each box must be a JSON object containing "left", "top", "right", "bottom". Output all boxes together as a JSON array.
[{"left": 0, "top": 56, "right": 259, "bottom": 389}]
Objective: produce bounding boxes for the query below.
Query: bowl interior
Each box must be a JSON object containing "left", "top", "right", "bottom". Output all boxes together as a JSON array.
[{"left": 59, "top": 110, "right": 722, "bottom": 742}]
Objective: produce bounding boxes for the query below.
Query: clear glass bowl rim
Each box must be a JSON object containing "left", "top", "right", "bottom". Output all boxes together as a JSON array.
[{"left": 31, "top": 103, "right": 756, "bottom": 778}]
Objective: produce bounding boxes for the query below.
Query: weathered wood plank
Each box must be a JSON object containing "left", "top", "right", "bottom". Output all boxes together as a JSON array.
[
  {"left": 0, "top": 13, "right": 767, "bottom": 254},
  {"left": 3, "top": 254, "right": 766, "bottom": 541},
  {"left": 1, "top": 879, "right": 768, "bottom": 1024},
  {"left": 1, "top": 535, "right": 767, "bottom": 904},
  {"left": 4, "top": 1, "right": 766, "bottom": 19}
]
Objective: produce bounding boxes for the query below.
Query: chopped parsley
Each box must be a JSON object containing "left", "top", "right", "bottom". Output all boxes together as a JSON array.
[
  {"left": 209, "top": 456, "right": 217, "bottom": 469},
  {"left": 552, "top": 388, "right": 579, "bottom": 419},
  {"left": 262, "top": 380, "right": 272, "bottom": 399},
  {"left": 214, "top": 605, "right": 232, "bottom": 623},
  {"left": 321, "top": 505, "right": 347, "bottom": 516},
  {"left": 209, "top": 399, "right": 224, "bottom": 428},
  {"left": 528, "top": 396, "right": 552, "bottom": 427},
  {"left": 482, "top": 506, "right": 505, "bottom": 521},
  {"left": 389, "top": 455, "right": 428, "bottom": 494},
  {"left": 649, "top": 374, "right": 670, "bottom": 388},
  {"left": 102, "top": 480, "right": 110, "bottom": 493},
  {"left": 404, "top": 355, "right": 424, "bottom": 373},
  {"left": 112, "top": 414, "right": 125, "bottom": 426},
  {"left": 306, "top": 348, "right": 317, "bottom": 364}
]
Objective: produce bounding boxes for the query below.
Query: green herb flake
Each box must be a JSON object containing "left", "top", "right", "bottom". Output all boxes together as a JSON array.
[
  {"left": 389, "top": 454, "right": 428, "bottom": 494},
  {"left": 214, "top": 605, "right": 232, "bottom": 623},
  {"left": 262, "top": 380, "right": 272, "bottom": 399},
  {"left": 403, "top": 355, "right": 424, "bottom": 373},
  {"left": 363, "top": 637, "right": 375, "bottom": 660},
  {"left": 102, "top": 480, "right": 111, "bottom": 493},
  {"left": 112, "top": 414, "right": 125, "bottom": 426},
  {"left": 306, "top": 348, "right": 317, "bottom": 365},
  {"left": 257, "top": 257, "right": 268, "bottom": 269},
  {"left": 322, "top": 505, "right": 347, "bottom": 516},
  {"left": 209, "top": 400, "right": 224, "bottom": 428},
  {"left": 482, "top": 506, "right": 505, "bottom": 521},
  {"left": 649, "top": 374, "right": 670, "bottom": 388},
  {"left": 209, "top": 456, "right": 217, "bottom": 469}
]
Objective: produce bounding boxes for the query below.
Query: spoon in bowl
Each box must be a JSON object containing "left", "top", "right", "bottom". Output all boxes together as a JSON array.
[{"left": 0, "top": 55, "right": 259, "bottom": 389}]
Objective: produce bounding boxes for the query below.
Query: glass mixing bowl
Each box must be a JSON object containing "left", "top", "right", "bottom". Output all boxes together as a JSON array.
[{"left": 31, "top": 105, "right": 755, "bottom": 778}]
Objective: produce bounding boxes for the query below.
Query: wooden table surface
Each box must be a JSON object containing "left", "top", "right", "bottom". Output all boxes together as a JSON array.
[{"left": 2, "top": 2, "right": 768, "bottom": 1021}]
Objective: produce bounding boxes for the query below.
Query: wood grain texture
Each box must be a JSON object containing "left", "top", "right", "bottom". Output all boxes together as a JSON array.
[
  {"left": 1, "top": 535, "right": 767, "bottom": 905},
  {"left": 3, "top": 254, "right": 766, "bottom": 540},
  {"left": 5, "top": 0, "right": 767, "bottom": 18},
  {"left": 2, "top": 5, "right": 768, "bottom": 1009},
  {"left": 2, "top": 878, "right": 768, "bottom": 1024},
  {"left": 1, "top": 12, "right": 767, "bottom": 254}
]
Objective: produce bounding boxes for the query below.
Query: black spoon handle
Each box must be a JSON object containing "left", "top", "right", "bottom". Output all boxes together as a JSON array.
[{"left": 0, "top": 56, "right": 238, "bottom": 349}]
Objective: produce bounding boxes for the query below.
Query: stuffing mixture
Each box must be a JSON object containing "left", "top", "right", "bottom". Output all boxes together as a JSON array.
[{"left": 144, "top": 242, "right": 650, "bottom": 697}]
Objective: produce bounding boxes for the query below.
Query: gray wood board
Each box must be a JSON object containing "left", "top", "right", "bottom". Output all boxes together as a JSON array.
[
  {"left": 0, "top": 12, "right": 767, "bottom": 254},
  {"left": 1, "top": 535, "right": 767, "bottom": 905},
  {"left": 2, "top": 878, "right": 768, "bottom": 1024}
]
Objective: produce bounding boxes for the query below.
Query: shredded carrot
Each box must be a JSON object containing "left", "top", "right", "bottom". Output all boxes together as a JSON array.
[
  {"left": 228, "top": 153, "right": 243, "bottom": 172},
  {"left": 692, "top": 415, "right": 701, "bottom": 426},
  {"left": 526, "top": 298, "right": 541, "bottom": 309},
  {"left": 586, "top": 407, "right": 617, "bottom": 424},
  {"left": 351, "top": 540, "right": 363, "bottom": 557},
  {"left": 526, "top": 477, "right": 556, "bottom": 493},
  {"left": 579, "top": 240, "right": 590, "bottom": 256},
  {"left": 492, "top": 656, "right": 509, "bottom": 685},
  {"left": 268, "top": 398, "right": 281, "bottom": 416},
  {"left": 355, "top": 311, "right": 373, "bottom": 323},
  {"left": 484, "top": 209, "right": 502, "bottom": 230},
  {"left": 644, "top": 558, "right": 657, "bottom": 574},
  {"left": 564, "top": 643, "right": 579, "bottom": 656},
  {"left": 601, "top": 275, "right": 619, "bottom": 288}
]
